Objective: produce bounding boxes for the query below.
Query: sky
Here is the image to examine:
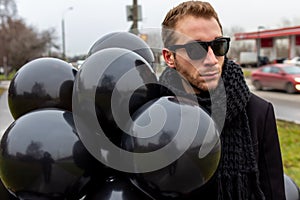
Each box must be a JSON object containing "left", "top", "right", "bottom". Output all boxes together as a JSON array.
[{"left": 15, "top": 0, "right": 300, "bottom": 57}]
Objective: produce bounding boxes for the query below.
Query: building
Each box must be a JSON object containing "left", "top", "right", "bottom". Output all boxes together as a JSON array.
[{"left": 235, "top": 26, "right": 300, "bottom": 60}]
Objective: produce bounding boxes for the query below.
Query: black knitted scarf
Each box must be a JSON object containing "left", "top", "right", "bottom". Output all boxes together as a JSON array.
[{"left": 158, "top": 59, "right": 265, "bottom": 200}]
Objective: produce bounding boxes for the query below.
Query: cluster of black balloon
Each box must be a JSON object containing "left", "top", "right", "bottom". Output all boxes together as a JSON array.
[
  {"left": 0, "top": 31, "right": 218, "bottom": 200},
  {"left": 0, "top": 57, "right": 93, "bottom": 200},
  {"left": 0, "top": 31, "right": 298, "bottom": 200}
]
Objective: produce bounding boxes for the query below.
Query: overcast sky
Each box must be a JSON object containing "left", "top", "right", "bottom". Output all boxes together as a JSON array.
[{"left": 15, "top": 0, "right": 300, "bottom": 56}]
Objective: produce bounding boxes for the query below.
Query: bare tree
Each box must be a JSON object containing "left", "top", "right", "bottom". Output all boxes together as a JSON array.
[
  {"left": 0, "top": 0, "right": 17, "bottom": 23},
  {"left": 0, "top": 18, "right": 58, "bottom": 69},
  {"left": 0, "top": 0, "right": 58, "bottom": 70}
]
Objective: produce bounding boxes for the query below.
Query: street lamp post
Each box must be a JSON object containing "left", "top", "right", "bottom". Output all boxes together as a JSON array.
[
  {"left": 61, "top": 7, "right": 73, "bottom": 61},
  {"left": 257, "top": 25, "right": 265, "bottom": 67}
]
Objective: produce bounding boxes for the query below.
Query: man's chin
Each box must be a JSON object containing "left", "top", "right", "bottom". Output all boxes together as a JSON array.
[{"left": 196, "top": 82, "right": 218, "bottom": 92}]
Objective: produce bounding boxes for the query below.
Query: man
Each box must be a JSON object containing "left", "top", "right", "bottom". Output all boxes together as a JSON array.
[{"left": 159, "top": 1, "right": 286, "bottom": 199}]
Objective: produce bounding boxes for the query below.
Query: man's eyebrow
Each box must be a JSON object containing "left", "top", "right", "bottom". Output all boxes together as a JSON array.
[{"left": 186, "top": 36, "right": 224, "bottom": 43}]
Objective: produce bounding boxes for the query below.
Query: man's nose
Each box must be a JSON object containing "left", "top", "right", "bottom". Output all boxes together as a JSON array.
[{"left": 203, "top": 46, "right": 218, "bottom": 65}]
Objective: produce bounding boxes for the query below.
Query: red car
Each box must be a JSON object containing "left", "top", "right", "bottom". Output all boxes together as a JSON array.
[{"left": 251, "top": 64, "right": 300, "bottom": 93}]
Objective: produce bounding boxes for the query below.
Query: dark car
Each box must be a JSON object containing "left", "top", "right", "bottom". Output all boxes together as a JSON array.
[{"left": 251, "top": 64, "right": 300, "bottom": 93}]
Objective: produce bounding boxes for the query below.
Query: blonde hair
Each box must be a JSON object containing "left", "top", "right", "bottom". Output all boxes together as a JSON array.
[{"left": 161, "top": 1, "right": 223, "bottom": 47}]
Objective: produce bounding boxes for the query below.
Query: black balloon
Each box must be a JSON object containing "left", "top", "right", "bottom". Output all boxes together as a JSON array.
[
  {"left": 73, "top": 48, "right": 159, "bottom": 146},
  {"left": 83, "top": 174, "right": 153, "bottom": 200},
  {"left": 122, "top": 96, "right": 221, "bottom": 199},
  {"left": 8, "top": 57, "right": 78, "bottom": 119},
  {"left": 284, "top": 174, "right": 300, "bottom": 200},
  {"left": 0, "top": 109, "right": 94, "bottom": 200},
  {"left": 0, "top": 178, "right": 18, "bottom": 200},
  {"left": 87, "top": 31, "right": 155, "bottom": 66}
]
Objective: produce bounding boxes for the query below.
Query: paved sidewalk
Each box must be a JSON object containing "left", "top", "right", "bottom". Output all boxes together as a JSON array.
[
  {"left": 0, "top": 81, "right": 14, "bottom": 138},
  {"left": 0, "top": 80, "right": 10, "bottom": 89}
]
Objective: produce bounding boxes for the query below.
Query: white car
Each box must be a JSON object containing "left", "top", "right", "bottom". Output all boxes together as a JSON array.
[{"left": 284, "top": 56, "right": 300, "bottom": 66}]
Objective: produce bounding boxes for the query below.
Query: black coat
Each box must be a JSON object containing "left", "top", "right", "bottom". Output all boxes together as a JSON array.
[{"left": 246, "top": 93, "right": 286, "bottom": 200}]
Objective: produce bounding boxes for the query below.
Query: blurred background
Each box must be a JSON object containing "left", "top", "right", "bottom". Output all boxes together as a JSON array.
[{"left": 1, "top": 0, "right": 300, "bottom": 74}]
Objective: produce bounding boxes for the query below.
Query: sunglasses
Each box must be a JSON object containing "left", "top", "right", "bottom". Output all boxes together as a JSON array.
[{"left": 167, "top": 37, "right": 230, "bottom": 60}]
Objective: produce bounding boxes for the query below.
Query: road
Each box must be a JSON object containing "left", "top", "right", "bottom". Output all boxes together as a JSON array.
[
  {"left": 246, "top": 78, "right": 300, "bottom": 124},
  {"left": 252, "top": 90, "right": 300, "bottom": 124}
]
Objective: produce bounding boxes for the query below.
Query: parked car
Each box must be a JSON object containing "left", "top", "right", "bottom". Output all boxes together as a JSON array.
[
  {"left": 251, "top": 64, "right": 300, "bottom": 93},
  {"left": 283, "top": 56, "right": 300, "bottom": 66},
  {"left": 273, "top": 57, "right": 287, "bottom": 64}
]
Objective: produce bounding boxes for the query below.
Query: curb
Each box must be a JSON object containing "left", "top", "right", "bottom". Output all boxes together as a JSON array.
[{"left": 0, "top": 81, "right": 10, "bottom": 90}]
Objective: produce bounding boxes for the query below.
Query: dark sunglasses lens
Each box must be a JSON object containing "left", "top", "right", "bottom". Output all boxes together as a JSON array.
[
  {"left": 186, "top": 42, "right": 207, "bottom": 60},
  {"left": 212, "top": 39, "right": 229, "bottom": 56}
]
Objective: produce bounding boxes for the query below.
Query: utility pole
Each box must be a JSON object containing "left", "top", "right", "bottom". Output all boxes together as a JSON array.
[
  {"left": 61, "top": 18, "right": 66, "bottom": 60},
  {"left": 61, "top": 7, "right": 73, "bottom": 61},
  {"left": 131, "top": 0, "right": 138, "bottom": 35},
  {"left": 126, "top": 0, "right": 141, "bottom": 35},
  {"left": 257, "top": 26, "right": 265, "bottom": 67}
]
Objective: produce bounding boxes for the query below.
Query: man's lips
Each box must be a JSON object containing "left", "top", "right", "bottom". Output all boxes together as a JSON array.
[{"left": 199, "top": 71, "right": 220, "bottom": 79}]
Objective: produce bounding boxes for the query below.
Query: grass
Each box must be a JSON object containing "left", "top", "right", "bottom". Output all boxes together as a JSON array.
[
  {"left": 0, "top": 88, "right": 4, "bottom": 97},
  {"left": 242, "top": 67, "right": 253, "bottom": 79},
  {"left": 0, "top": 70, "right": 16, "bottom": 81},
  {"left": 277, "top": 120, "right": 300, "bottom": 186}
]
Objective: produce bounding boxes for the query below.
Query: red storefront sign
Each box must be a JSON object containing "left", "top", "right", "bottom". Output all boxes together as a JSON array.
[
  {"left": 261, "top": 38, "right": 273, "bottom": 48},
  {"left": 296, "top": 35, "right": 300, "bottom": 45}
]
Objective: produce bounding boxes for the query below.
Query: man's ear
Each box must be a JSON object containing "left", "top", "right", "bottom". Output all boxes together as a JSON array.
[{"left": 162, "top": 48, "right": 175, "bottom": 68}]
